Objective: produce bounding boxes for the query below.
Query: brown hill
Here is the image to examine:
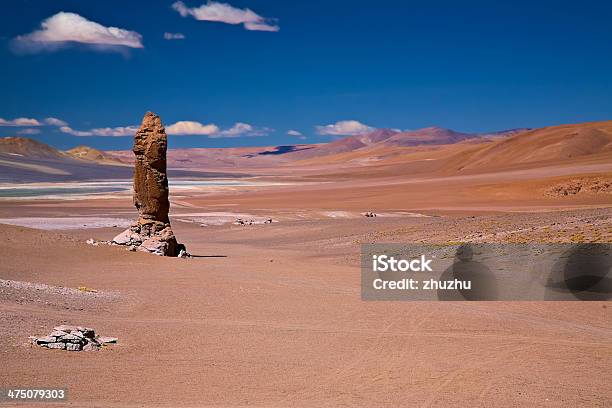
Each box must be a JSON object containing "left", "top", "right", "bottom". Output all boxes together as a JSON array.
[
  {"left": 67, "top": 145, "right": 107, "bottom": 161},
  {"left": 66, "top": 145, "right": 126, "bottom": 165},
  {"left": 453, "top": 120, "right": 612, "bottom": 172},
  {"left": 0, "top": 137, "right": 65, "bottom": 159}
]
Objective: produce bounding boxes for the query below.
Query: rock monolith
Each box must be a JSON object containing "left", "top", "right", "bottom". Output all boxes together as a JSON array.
[{"left": 112, "top": 112, "right": 185, "bottom": 256}]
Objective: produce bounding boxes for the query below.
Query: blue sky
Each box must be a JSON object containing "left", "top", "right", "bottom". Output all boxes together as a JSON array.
[{"left": 1, "top": 0, "right": 611, "bottom": 150}]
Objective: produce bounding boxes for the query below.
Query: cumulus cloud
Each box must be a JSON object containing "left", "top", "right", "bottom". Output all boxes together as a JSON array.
[
  {"left": 215, "top": 122, "right": 271, "bottom": 138},
  {"left": 55, "top": 119, "right": 269, "bottom": 138},
  {"left": 165, "top": 120, "right": 270, "bottom": 137},
  {"left": 172, "top": 1, "right": 279, "bottom": 32},
  {"left": 166, "top": 121, "right": 220, "bottom": 135},
  {"left": 163, "top": 32, "right": 186, "bottom": 40},
  {"left": 315, "top": 120, "right": 374, "bottom": 136},
  {"left": 13, "top": 12, "right": 143, "bottom": 53},
  {"left": 60, "top": 125, "right": 138, "bottom": 137},
  {"left": 17, "top": 128, "right": 42, "bottom": 135},
  {"left": 0, "top": 117, "right": 42, "bottom": 127},
  {"left": 44, "top": 117, "right": 68, "bottom": 126},
  {"left": 287, "top": 129, "right": 306, "bottom": 140}
]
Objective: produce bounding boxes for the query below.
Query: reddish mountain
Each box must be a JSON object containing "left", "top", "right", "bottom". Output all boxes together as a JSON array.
[
  {"left": 377, "top": 127, "right": 477, "bottom": 147},
  {"left": 0, "top": 137, "right": 65, "bottom": 159}
]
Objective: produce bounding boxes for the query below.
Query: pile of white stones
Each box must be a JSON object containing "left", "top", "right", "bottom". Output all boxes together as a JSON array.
[{"left": 30, "top": 325, "right": 117, "bottom": 352}]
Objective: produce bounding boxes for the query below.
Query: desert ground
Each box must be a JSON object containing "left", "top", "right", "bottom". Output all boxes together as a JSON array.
[{"left": 0, "top": 121, "right": 611, "bottom": 407}]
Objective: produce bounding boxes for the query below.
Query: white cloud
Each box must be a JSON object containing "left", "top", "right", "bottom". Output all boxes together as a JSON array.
[
  {"left": 60, "top": 125, "right": 138, "bottom": 137},
  {"left": 17, "top": 128, "right": 42, "bottom": 135},
  {"left": 44, "top": 117, "right": 68, "bottom": 126},
  {"left": 163, "top": 32, "right": 186, "bottom": 40},
  {"left": 215, "top": 122, "right": 271, "bottom": 138},
  {"left": 165, "top": 120, "right": 270, "bottom": 137},
  {"left": 166, "top": 121, "right": 220, "bottom": 136},
  {"left": 287, "top": 129, "right": 306, "bottom": 140},
  {"left": 0, "top": 117, "right": 42, "bottom": 127},
  {"left": 13, "top": 12, "right": 143, "bottom": 52},
  {"left": 315, "top": 120, "right": 374, "bottom": 136},
  {"left": 243, "top": 21, "right": 279, "bottom": 32},
  {"left": 172, "top": 1, "right": 279, "bottom": 32},
  {"left": 55, "top": 119, "right": 269, "bottom": 138}
]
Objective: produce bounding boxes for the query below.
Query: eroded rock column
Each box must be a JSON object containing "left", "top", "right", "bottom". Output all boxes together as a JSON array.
[{"left": 112, "top": 112, "right": 185, "bottom": 256}]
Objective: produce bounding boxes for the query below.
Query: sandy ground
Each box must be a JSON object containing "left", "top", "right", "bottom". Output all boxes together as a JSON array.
[
  {"left": 0, "top": 205, "right": 611, "bottom": 407},
  {"left": 0, "top": 151, "right": 611, "bottom": 406}
]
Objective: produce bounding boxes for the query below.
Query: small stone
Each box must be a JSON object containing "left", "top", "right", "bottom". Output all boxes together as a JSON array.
[
  {"left": 112, "top": 229, "right": 142, "bottom": 245},
  {"left": 83, "top": 343, "right": 101, "bottom": 352},
  {"left": 87, "top": 338, "right": 101, "bottom": 346},
  {"left": 97, "top": 336, "right": 118, "bottom": 344},
  {"left": 86, "top": 238, "right": 95, "bottom": 245},
  {"left": 139, "top": 237, "right": 168, "bottom": 255},
  {"left": 46, "top": 342, "right": 66, "bottom": 350},
  {"left": 70, "top": 330, "right": 85, "bottom": 338},
  {"left": 74, "top": 329, "right": 94, "bottom": 339},
  {"left": 59, "top": 333, "right": 81, "bottom": 341},
  {"left": 66, "top": 343, "right": 82, "bottom": 351}
]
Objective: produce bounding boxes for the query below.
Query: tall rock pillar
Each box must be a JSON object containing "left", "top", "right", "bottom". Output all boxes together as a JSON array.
[{"left": 112, "top": 112, "right": 185, "bottom": 257}]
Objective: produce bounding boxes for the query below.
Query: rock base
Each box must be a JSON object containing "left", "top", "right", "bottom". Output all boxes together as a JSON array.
[{"left": 112, "top": 221, "right": 186, "bottom": 257}]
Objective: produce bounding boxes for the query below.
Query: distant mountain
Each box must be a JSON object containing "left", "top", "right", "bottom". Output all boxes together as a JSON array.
[
  {"left": 66, "top": 145, "right": 125, "bottom": 165},
  {"left": 377, "top": 127, "right": 477, "bottom": 147},
  {"left": 284, "top": 127, "right": 481, "bottom": 160},
  {"left": 0, "top": 137, "right": 66, "bottom": 159},
  {"left": 449, "top": 121, "right": 612, "bottom": 171},
  {"left": 67, "top": 145, "right": 107, "bottom": 161},
  {"left": 354, "top": 128, "right": 400, "bottom": 145},
  {"left": 0, "top": 137, "right": 227, "bottom": 183},
  {"left": 478, "top": 128, "right": 532, "bottom": 137}
]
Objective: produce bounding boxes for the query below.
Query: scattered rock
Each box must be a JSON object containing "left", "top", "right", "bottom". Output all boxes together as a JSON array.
[
  {"left": 111, "top": 229, "right": 141, "bottom": 246},
  {"left": 83, "top": 343, "right": 101, "bottom": 352},
  {"left": 77, "top": 286, "right": 98, "bottom": 293},
  {"left": 86, "top": 238, "right": 109, "bottom": 247},
  {"left": 46, "top": 342, "right": 66, "bottom": 350},
  {"left": 66, "top": 343, "right": 82, "bottom": 351},
  {"left": 545, "top": 177, "right": 612, "bottom": 197},
  {"left": 31, "top": 326, "right": 117, "bottom": 352},
  {"left": 111, "top": 112, "right": 187, "bottom": 257},
  {"left": 235, "top": 217, "right": 274, "bottom": 226}
]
